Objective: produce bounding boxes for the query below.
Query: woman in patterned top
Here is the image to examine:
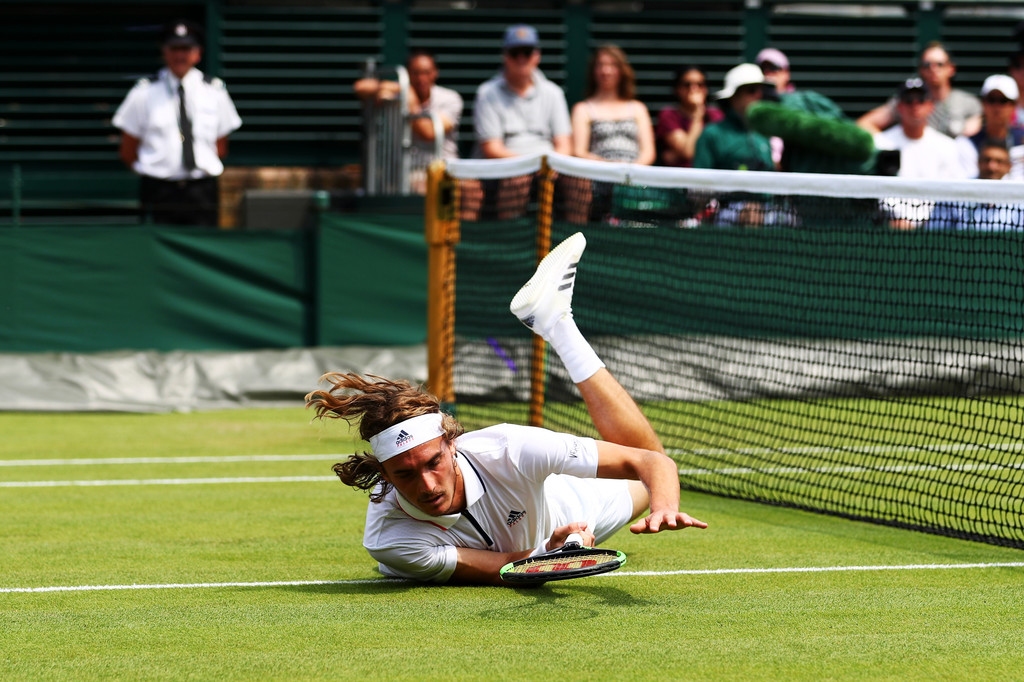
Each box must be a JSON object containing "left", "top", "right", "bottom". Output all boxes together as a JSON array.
[
  {"left": 565, "top": 45, "right": 655, "bottom": 223},
  {"left": 570, "top": 45, "right": 655, "bottom": 165}
]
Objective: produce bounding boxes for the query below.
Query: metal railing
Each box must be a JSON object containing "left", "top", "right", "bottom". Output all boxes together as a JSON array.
[{"left": 360, "top": 61, "right": 444, "bottom": 196}]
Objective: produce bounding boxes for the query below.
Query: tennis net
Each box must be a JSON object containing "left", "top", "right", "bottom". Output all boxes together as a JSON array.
[{"left": 425, "top": 154, "right": 1024, "bottom": 549}]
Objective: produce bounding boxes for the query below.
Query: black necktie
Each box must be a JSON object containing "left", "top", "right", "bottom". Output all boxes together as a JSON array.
[{"left": 178, "top": 83, "right": 196, "bottom": 172}]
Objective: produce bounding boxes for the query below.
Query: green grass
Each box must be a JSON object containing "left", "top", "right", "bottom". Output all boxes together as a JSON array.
[{"left": 3, "top": 408, "right": 1024, "bottom": 680}]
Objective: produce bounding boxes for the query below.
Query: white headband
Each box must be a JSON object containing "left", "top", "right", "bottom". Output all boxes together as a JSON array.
[{"left": 368, "top": 413, "right": 445, "bottom": 462}]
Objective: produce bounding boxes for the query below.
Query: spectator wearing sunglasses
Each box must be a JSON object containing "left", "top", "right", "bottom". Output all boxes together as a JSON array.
[
  {"left": 472, "top": 25, "right": 571, "bottom": 159},
  {"left": 693, "top": 63, "right": 775, "bottom": 172},
  {"left": 955, "top": 75, "right": 1024, "bottom": 179},
  {"left": 462, "top": 25, "right": 571, "bottom": 221},
  {"left": 858, "top": 42, "right": 982, "bottom": 139},
  {"left": 655, "top": 65, "right": 723, "bottom": 167}
]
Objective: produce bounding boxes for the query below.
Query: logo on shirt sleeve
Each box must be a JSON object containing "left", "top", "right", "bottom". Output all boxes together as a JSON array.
[{"left": 506, "top": 510, "right": 527, "bottom": 527}]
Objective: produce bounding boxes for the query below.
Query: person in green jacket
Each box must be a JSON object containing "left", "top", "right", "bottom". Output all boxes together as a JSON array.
[{"left": 693, "top": 63, "right": 775, "bottom": 172}]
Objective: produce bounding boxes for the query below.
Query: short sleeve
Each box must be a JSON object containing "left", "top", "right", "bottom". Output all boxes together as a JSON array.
[
  {"left": 963, "top": 91, "right": 983, "bottom": 119},
  {"left": 474, "top": 83, "right": 504, "bottom": 143},
  {"left": 500, "top": 424, "right": 599, "bottom": 481},
  {"left": 368, "top": 541, "right": 459, "bottom": 583},
  {"left": 549, "top": 86, "right": 572, "bottom": 138},
  {"left": 214, "top": 84, "right": 242, "bottom": 138},
  {"left": 112, "top": 82, "right": 148, "bottom": 138},
  {"left": 435, "top": 87, "right": 464, "bottom": 128},
  {"left": 656, "top": 107, "right": 682, "bottom": 139}
]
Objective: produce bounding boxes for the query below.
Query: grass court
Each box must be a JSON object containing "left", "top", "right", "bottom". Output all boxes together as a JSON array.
[{"left": 3, "top": 408, "right": 1024, "bottom": 680}]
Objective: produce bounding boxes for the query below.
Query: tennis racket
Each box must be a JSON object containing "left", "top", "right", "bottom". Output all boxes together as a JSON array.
[{"left": 499, "top": 533, "right": 627, "bottom": 584}]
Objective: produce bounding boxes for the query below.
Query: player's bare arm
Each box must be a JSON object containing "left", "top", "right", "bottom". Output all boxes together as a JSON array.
[
  {"left": 595, "top": 441, "right": 708, "bottom": 533},
  {"left": 452, "top": 546, "right": 531, "bottom": 586}
]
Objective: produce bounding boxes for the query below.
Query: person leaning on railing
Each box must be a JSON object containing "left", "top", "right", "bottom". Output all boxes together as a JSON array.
[{"left": 354, "top": 49, "right": 463, "bottom": 162}]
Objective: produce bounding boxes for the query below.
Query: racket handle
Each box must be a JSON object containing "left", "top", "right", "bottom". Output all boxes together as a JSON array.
[{"left": 563, "top": 532, "right": 584, "bottom": 549}]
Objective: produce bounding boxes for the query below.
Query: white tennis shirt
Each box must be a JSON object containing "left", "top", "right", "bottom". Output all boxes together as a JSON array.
[{"left": 362, "top": 423, "right": 632, "bottom": 583}]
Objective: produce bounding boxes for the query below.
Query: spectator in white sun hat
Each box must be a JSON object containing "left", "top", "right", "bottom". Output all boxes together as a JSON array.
[{"left": 693, "top": 63, "right": 775, "bottom": 171}]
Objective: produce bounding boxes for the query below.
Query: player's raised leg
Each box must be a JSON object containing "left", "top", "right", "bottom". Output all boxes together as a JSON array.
[{"left": 510, "top": 232, "right": 664, "bottom": 455}]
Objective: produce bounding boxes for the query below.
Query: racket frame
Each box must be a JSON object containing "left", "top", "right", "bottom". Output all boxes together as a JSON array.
[{"left": 498, "top": 546, "right": 627, "bottom": 584}]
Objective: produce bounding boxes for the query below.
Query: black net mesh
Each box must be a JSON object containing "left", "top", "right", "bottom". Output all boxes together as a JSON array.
[{"left": 445, "top": 163, "right": 1024, "bottom": 549}]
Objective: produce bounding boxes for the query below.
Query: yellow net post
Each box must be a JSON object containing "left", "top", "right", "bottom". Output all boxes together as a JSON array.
[
  {"left": 528, "top": 158, "right": 557, "bottom": 427},
  {"left": 424, "top": 159, "right": 459, "bottom": 403}
]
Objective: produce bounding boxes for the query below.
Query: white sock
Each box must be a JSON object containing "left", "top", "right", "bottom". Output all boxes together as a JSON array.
[{"left": 545, "top": 316, "right": 605, "bottom": 384}]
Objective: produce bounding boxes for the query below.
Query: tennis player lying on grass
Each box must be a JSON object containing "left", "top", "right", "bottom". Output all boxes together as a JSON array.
[{"left": 307, "top": 232, "right": 707, "bottom": 585}]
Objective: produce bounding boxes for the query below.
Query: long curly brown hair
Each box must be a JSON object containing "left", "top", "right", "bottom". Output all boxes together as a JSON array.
[{"left": 306, "top": 373, "right": 463, "bottom": 502}]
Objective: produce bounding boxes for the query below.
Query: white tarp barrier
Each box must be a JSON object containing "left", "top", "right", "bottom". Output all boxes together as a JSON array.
[{"left": 0, "top": 346, "right": 426, "bottom": 413}]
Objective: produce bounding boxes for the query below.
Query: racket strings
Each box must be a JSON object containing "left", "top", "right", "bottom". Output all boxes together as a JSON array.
[{"left": 508, "top": 552, "right": 620, "bottom": 574}]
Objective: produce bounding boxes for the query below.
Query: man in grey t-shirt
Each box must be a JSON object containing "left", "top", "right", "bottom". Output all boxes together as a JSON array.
[
  {"left": 473, "top": 24, "right": 571, "bottom": 158},
  {"left": 463, "top": 25, "right": 571, "bottom": 220}
]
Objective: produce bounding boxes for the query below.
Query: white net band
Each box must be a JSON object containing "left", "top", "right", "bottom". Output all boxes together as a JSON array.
[{"left": 445, "top": 152, "right": 1024, "bottom": 205}]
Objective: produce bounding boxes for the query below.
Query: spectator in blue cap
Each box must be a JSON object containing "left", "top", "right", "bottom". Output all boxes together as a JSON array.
[
  {"left": 473, "top": 24, "right": 571, "bottom": 159},
  {"left": 462, "top": 24, "right": 572, "bottom": 220}
]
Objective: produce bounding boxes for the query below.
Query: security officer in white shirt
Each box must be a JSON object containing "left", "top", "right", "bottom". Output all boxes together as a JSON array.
[{"left": 113, "top": 21, "right": 242, "bottom": 226}]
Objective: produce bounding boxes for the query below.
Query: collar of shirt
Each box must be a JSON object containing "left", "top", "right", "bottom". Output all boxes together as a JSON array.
[
  {"left": 160, "top": 67, "right": 202, "bottom": 92},
  {"left": 392, "top": 452, "right": 485, "bottom": 530},
  {"left": 499, "top": 67, "right": 551, "bottom": 100}
]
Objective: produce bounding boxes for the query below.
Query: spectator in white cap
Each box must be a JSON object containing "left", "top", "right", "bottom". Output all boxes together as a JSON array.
[
  {"left": 693, "top": 63, "right": 774, "bottom": 171},
  {"left": 756, "top": 47, "right": 794, "bottom": 95},
  {"left": 858, "top": 41, "right": 981, "bottom": 139},
  {"left": 955, "top": 75, "right": 1024, "bottom": 179}
]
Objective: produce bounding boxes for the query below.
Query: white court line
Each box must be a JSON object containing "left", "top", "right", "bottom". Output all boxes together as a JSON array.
[
  {"left": 0, "top": 454, "right": 348, "bottom": 467},
  {"left": 0, "top": 579, "right": 396, "bottom": 593},
  {"left": 613, "top": 561, "right": 1024, "bottom": 576},
  {"left": 0, "top": 476, "right": 337, "bottom": 488},
  {"left": 3, "top": 562, "right": 1022, "bottom": 594}
]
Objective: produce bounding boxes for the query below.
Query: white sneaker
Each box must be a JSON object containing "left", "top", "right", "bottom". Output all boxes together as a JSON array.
[{"left": 509, "top": 232, "right": 586, "bottom": 339}]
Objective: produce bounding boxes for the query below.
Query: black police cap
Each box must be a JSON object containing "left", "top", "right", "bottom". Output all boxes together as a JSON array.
[{"left": 162, "top": 21, "right": 203, "bottom": 48}]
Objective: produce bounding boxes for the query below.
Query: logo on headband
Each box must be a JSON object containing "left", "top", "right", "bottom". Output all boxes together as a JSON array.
[{"left": 395, "top": 430, "right": 414, "bottom": 448}]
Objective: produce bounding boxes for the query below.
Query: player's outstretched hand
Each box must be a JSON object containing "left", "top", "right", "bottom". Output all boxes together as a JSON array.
[{"left": 629, "top": 510, "right": 707, "bottom": 534}]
